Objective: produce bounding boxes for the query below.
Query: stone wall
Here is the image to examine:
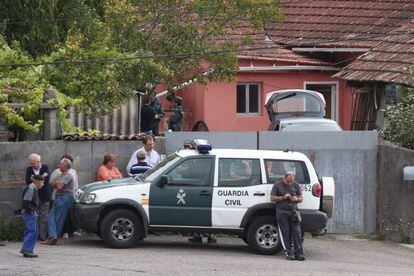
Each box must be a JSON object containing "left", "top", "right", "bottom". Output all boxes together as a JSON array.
[{"left": 378, "top": 142, "right": 414, "bottom": 243}]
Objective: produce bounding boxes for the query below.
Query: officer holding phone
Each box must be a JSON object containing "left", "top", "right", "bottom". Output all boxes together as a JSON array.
[{"left": 271, "top": 172, "right": 305, "bottom": 261}]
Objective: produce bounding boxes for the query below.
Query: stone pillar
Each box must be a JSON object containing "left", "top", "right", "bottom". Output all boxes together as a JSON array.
[
  {"left": 41, "top": 88, "right": 59, "bottom": 140},
  {"left": 41, "top": 104, "right": 59, "bottom": 140},
  {"left": 0, "top": 118, "right": 9, "bottom": 142}
]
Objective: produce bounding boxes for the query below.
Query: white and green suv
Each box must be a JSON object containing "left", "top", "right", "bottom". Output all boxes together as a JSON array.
[{"left": 74, "top": 140, "right": 334, "bottom": 255}]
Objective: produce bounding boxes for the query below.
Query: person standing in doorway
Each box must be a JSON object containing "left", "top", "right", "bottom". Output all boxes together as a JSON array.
[{"left": 25, "top": 154, "right": 51, "bottom": 241}]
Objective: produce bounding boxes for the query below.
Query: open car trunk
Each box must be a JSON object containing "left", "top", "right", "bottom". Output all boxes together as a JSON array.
[{"left": 265, "top": 89, "right": 326, "bottom": 122}]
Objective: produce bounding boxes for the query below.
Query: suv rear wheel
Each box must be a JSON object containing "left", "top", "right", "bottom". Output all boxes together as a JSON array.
[
  {"left": 247, "top": 216, "right": 282, "bottom": 255},
  {"left": 100, "top": 209, "right": 141, "bottom": 248}
]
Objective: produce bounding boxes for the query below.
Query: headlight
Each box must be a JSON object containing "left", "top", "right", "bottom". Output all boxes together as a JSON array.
[
  {"left": 80, "top": 192, "right": 96, "bottom": 204},
  {"left": 75, "top": 189, "right": 84, "bottom": 203}
]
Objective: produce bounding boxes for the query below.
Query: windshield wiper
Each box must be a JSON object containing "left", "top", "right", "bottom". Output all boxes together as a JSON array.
[{"left": 275, "top": 92, "right": 297, "bottom": 102}]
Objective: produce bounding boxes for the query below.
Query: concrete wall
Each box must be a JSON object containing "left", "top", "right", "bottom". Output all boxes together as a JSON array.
[
  {"left": 377, "top": 142, "right": 414, "bottom": 242},
  {"left": 166, "top": 132, "right": 258, "bottom": 154},
  {"left": 166, "top": 131, "right": 379, "bottom": 234},
  {"left": 0, "top": 139, "right": 165, "bottom": 222},
  {"left": 259, "top": 132, "right": 378, "bottom": 234}
]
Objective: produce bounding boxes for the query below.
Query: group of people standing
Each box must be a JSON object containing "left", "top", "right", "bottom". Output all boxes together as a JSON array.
[
  {"left": 20, "top": 135, "right": 162, "bottom": 257},
  {"left": 141, "top": 92, "right": 184, "bottom": 136},
  {"left": 21, "top": 154, "right": 78, "bottom": 257}
]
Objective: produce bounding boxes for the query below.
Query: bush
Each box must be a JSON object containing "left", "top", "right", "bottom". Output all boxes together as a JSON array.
[
  {"left": 0, "top": 216, "right": 24, "bottom": 241},
  {"left": 382, "top": 88, "right": 414, "bottom": 150}
]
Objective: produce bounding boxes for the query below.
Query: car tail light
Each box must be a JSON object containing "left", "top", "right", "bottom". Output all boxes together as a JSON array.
[{"left": 312, "top": 183, "right": 322, "bottom": 197}]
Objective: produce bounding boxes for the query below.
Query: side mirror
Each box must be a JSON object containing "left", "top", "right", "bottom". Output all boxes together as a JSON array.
[{"left": 158, "top": 175, "right": 169, "bottom": 187}]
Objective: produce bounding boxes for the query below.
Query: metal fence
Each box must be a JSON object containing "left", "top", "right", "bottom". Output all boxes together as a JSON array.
[{"left": 166, "top": 131, "right": 379, "bottom": 234}]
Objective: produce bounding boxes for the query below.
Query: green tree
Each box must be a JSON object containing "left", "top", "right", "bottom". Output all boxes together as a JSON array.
[
  {"left": 382, "top": 87, "right": 414, "bottom": 149},
  {"left": 0, "top": 0, "right": 282, "bottom": 130},
  {"left": 0, "top": 36, "right": 45, "bottom": 134}
]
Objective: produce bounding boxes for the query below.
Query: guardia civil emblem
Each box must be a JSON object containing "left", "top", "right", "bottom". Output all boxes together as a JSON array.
[{"left": 176, "top": 189, "right": 186, "bottom": 205}]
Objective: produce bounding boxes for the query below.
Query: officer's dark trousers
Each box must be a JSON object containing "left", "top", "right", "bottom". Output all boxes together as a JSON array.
[{"left": 276, "top": 210, "right": 303, "bottom": 257}]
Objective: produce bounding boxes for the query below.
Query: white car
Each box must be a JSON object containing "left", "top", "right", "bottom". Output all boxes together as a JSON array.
[
  {"left": 268, "top": 117, "right": 343, "bottom": 132},
  {"left": 74, "top": 140, "right": 335, "bottom": 255},
  {"left": 266, "top": 89, "right": 342, "bottom": 131}
]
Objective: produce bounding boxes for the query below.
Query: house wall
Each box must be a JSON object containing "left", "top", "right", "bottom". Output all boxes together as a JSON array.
[{"left": 180, "top": 69, "right": 353, "bottom": 131}]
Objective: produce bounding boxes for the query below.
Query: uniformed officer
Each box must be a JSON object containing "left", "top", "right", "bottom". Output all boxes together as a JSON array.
[
  {"left": 149, "top": 92, "right": 164, "bottom": 136},
  {"left": 168, "top": 96, "right": 183, "bottom": 131},
  {"left": 271, "top": 172, "right": 305, "bottom": 261}
]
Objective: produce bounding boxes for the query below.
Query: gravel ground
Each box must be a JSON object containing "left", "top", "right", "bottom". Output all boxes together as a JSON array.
[{"left": 0, "top": 234, "right": 413, "bottom": 276}]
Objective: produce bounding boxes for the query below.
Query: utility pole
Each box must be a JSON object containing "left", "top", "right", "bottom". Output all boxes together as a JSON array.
[{"left": 135, "top": 90, "right": 146, "bottom": 134}]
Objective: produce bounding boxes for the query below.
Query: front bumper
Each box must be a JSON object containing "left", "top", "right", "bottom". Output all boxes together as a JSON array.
[
  {"left": 73, "top": 203, "right": 102, "bottom": 234},
  {"left": 301, "top": 210, "right": 328, "bottom": 232}
]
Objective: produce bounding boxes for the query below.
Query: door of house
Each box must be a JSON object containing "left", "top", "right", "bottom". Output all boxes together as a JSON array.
[{"left": 305, "top": 83, "right": 338, "bottom": 121}]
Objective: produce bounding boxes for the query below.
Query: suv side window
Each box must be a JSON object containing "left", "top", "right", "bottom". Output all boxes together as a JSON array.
[
  {"left": 218, "top": 158, "right": 261, "bottom": 187},
  {"left": 165, "top": 157, "right": 213, "bottom": 186},
  {"left": 265, "top": 159, "right": 310, "bottom": 184}
]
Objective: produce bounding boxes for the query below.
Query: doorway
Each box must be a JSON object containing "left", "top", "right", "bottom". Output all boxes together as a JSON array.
[{"left": 304, "top": 82, "right": 338, "bottom": 121}]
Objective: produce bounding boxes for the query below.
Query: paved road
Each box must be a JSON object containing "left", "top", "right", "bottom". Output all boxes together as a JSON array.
[{"left": 0, "top": 234, "right": 413, "bottom": 276}]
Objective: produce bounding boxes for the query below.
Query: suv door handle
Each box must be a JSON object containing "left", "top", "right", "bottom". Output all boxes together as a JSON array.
[
  {"left": 199, "top": 191, "right": 211, "bottom": 196},
  {"left": 253, "top": 192, "right": 265, "bottom": 196}
]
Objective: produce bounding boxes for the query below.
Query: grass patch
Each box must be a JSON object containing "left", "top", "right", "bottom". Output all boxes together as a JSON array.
[{"left": 0, "top": 216, "right": 24, "bottom": 241}]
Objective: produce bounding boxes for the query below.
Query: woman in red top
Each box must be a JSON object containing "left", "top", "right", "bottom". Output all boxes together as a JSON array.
[{"left": 96, "top": 154, "right": 123, "bottom": 181}]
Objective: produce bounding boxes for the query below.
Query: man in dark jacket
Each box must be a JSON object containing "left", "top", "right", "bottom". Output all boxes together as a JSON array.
[
  {"left": 21, "top": 174, "right": 44, "bottom": 258},
  {"left": 169, "top": 96, "right": 183, "bottom": 131},
  {"left": 149, "top": 92, "right": 164, "bottom": 136},
  {"left": 141, "top": 96, "right": 156, "bottom": 135},
  {"left": 25, "top": 154, "right": 51, "bottom": 241}
]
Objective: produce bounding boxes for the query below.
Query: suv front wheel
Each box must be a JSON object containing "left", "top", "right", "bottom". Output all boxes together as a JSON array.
[
  {"left": 100, "top": 209, "right": 141, "bottom": 248},
  {"left": 247, "top": 216, "right": 282, "bottom": 255}
]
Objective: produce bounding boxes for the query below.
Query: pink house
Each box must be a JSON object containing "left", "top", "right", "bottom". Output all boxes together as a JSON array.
[
  {"left": 161, "top": 0, "right": 414, "bottom": 133},
  {"left": 169, "top": 41, "right": 354, "bottom": 131}
]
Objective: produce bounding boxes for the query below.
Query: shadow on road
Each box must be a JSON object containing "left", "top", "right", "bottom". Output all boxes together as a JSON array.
[{"left": 64, "top": 235, "right": 253, "bottom": 255}]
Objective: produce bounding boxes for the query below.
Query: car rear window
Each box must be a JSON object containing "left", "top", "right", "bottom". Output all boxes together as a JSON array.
[{"left": 265, "top": 159, "right": 310, "bottom": 184}]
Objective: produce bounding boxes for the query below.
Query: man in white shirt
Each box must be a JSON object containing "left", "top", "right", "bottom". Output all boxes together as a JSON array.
[{"left": 126, "top": 136, "right": 161, "bottom": 172}]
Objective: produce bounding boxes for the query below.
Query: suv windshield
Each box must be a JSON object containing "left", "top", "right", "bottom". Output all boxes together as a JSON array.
[{"left": 141, "top": 154, "right": 181, "bottom": 182}]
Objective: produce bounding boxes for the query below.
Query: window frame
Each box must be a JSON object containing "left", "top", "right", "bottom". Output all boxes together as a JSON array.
[
  {"left": 162, "top": 156, "right": 215, "bottom": 187},
  {"left": 264, "top": 159, "right": 310, "bottom": 184},
  {"left": 217, "top": 157, "right": 263, "bottom": 187},
  {"left": 236, "top": 83, "right": 261, "bottom": 115}
]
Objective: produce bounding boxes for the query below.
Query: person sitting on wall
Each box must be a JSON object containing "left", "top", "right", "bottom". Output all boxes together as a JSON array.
[
  {"left": 97, "top": 154, "right": 123, "bottom": 181},
  {"left": 129, "top": 150, "right": 152, "bottom": 175}
]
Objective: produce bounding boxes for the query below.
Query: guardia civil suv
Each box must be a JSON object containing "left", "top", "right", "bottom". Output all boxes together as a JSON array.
[{"left": 74, "top": 140, "right": 335, "bottom": 255}]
